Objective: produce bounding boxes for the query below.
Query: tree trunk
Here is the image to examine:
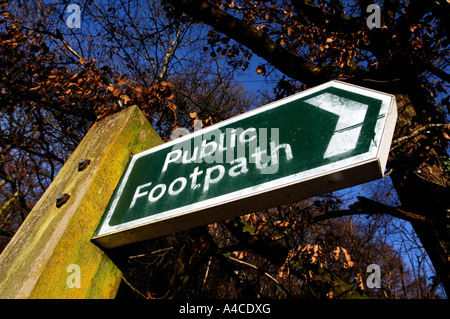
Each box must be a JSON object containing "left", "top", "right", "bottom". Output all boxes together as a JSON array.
[{"left": 388, "top": 91, "right": 450, "bottom": 296}]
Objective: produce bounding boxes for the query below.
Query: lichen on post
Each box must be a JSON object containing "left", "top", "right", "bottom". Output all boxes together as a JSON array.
[{"left": 0, "top": 105, "right": 162, "bottom": 299}]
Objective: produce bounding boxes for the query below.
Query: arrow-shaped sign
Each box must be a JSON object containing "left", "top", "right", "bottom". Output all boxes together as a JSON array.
[
  {"left": 305, "top": 92, "right": 369, "bottom": 158},
  {"left": 93, "top": 81, "right": 397, "bottom": 248}
]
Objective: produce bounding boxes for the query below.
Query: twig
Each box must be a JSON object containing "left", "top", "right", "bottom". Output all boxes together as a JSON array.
[
  {"left": 121, "top": 275, "right": 148, "bottom": 299},
  {"left": 0, "top": 191, "right": 19, "bottom": 218},
  {"left": 202, "top": 256, "right": 213, "bottom": 286},
  {"left": 129, "top": 247, "right": 174, "bottom": 259},
  {"left": 226, "top": 255, "right": 292, "bottom": 296}
]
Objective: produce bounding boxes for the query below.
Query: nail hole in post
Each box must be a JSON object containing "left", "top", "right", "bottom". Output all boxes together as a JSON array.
[{"left": 78, "top": 159, "right": 91, "bottom": 171}]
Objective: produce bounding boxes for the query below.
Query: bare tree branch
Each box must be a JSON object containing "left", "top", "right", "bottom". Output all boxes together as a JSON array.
[
  {"left": 121, "top": 275, "right": 148, "bottom": 298},
  {"left": 391, "top": 123, "right": 450, "bottom": 150},
  {"left": 167, "top": 0, "right": 327, "bottom": 86},
  {"left": 313, "top": 196, "right": 427, "bottom": 224}
]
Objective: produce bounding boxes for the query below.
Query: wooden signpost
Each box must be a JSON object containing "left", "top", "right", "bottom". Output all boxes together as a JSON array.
[
  {"left": 0, "top": 106, "right": 162, "bottom": 298},
  {"left": 0, "top": 81, "right": 397, "bottom": 298}
]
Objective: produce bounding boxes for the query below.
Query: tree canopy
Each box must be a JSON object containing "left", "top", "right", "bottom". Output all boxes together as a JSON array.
[{"left": 0, "top": 0, "right": 449, "bottom": 299}]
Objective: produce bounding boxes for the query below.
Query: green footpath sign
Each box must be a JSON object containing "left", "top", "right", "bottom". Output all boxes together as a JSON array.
[{"left": 93, "top": 81, "right": 397, "bottom": 248}]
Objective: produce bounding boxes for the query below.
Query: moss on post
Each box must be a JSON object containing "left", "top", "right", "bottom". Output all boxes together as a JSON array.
[{"left": 0, "top": 105, "right": 162, "bottom": 298}]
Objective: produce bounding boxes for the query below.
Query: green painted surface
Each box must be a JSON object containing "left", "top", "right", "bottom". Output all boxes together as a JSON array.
[{"left": 99, "top": 86, "right": 383, "bottom": 229}]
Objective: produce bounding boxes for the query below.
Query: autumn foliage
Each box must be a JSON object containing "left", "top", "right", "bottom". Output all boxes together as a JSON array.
[
  {"left": 0, "top": 3, "right": 175, "bottom": 246},
  {"left": 0, "top": 5, "right": 175, "bottom": 122}
]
